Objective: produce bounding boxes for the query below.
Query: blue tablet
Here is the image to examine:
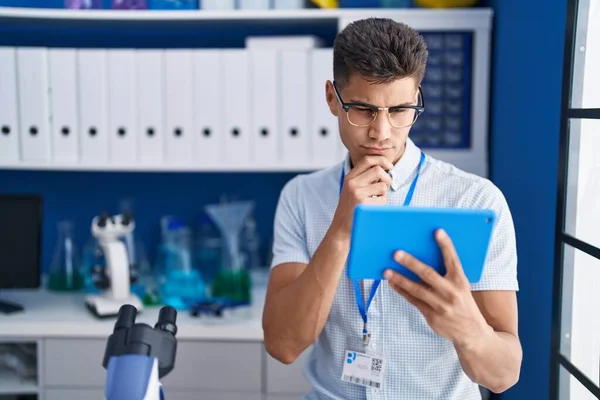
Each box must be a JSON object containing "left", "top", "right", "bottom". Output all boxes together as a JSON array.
[{"left": 346, "top": 205, "right": 497, "bottom": 283}]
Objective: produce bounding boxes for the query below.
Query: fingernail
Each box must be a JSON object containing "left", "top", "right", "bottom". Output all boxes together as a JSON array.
[
  {"left": 384, "top": 270, "right": 393, "bottom": 279},
  {"left": 437, "top": 229, "right": 447, "bottom": 238},
  {"left": 395, "top": 250, "right": 404, "bottom": 260}
]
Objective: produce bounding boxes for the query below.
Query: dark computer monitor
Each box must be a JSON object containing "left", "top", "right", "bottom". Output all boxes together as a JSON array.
[{"left": 0, "top": 194, "right": 42, "bottom": 313}]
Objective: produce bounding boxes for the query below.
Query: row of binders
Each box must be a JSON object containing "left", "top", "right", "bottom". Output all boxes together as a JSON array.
[{"left": 0, "top": 46, "right": 346, "bottom": 170}]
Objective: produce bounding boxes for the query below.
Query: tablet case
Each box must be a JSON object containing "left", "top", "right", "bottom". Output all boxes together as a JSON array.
[{"left": 347, "top": 205, "right": 497, "bottom": 283}]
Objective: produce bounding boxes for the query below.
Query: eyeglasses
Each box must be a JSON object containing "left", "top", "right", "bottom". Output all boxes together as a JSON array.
[{"left": 332, "top": 80, "right": 425, "bottom": 128}]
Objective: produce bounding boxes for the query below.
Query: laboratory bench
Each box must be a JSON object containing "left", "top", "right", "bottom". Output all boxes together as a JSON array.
[
  {"left": 0, "top": 280, "right": 491, "bottom": 400},
  {"left": 0, "top": 283, "right": 310, "bottom": 400}
]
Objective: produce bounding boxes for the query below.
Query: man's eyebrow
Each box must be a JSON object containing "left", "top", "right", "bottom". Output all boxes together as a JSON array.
[
  {"left": 348, "top": 100, "right": 415, "bottom": 107},
  {"left": 348, "top": 99, "right": 374, "bottom": 105},
  {"left": 392, "top": 101, "right": 416, "bottom": 107}
]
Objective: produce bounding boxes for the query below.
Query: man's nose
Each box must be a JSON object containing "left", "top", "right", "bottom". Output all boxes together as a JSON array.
[{"left": 368, "top": 111, "right": 392, "bottom": 141}]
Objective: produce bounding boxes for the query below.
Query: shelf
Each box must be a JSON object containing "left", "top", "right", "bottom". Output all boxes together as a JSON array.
[
  {"left": 0, "top": 148, "right": 488, "bottom": 177},
  {"left": 0, "top": 162, "right": 335, "bottom": 173},
  {"left": 0, "top": 283, "right": 268, "bottom": 341},
  {"left": 0, "top": 369, "right": 38, "bottom": 395},
  {"left": 0, "top": 6, "right": 492, "bottom": 28}
]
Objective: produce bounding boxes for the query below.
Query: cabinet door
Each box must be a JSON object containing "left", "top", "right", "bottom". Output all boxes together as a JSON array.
[
  {"left": 166, "top": 391, "right": 262, "bottom": 400},
  {"left": 265, "top": 347, "right": 311, "bottom": 395},
  {"left": 45, "top": 388, "right": 104, "bottom": 400},
  {"left": 161, "top": 341, "right": 263, "bottom": 392},
  {"left": 44, "top": 338, "right": 106, "bottom": 387},
  {"left": 44, "top": 388, "right": 262, "bottom": 400},
  {"left": 44, "top": 338, "right": 263, "bottom": 393}
]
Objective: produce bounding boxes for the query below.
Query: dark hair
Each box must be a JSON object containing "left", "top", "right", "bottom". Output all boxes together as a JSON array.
[{"left": 333, "top": 18, "right": 428, "bottom": 89}]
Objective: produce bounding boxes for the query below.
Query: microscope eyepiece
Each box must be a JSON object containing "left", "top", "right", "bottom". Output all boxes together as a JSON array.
[
  {"left": 155, "top": 306, "right": 177, "bottom": 336},
  {"left": 114, "top": 304, "right": 137, "bottom": 332},
  {"left": 121, "top": 211, "right": 133, "bottom": 226},
  {"left": 98, "top": 212, "right": 109, "bottom": 228}
]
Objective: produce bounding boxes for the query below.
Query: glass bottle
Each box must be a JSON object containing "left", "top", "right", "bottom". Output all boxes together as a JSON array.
[
  {"left": 240, "top": 214, "right": 261, "bottom": 271},
  {"left": 192, "top": 212, "right": 224, "bottom": 298},
  {"left": 81, "top": 237, "right": 104, "bottom": 294},
  {"left": 48, "top": 221, "right": 84, "bottom": 292}
]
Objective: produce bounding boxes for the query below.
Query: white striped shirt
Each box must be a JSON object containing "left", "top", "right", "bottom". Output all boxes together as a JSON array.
[{"left": 270, "top": 138, "right": 519, "bottom": 400}]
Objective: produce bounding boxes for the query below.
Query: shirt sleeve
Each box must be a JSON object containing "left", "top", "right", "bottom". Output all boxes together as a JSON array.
[
  {"left": 466, "top": 179, "right": 519, "bottom": 291},
  {"left": 270, "top": 176, "right": 311, "bottom": 269}
]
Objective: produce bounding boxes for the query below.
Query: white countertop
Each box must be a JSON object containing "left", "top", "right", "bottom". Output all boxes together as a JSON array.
[{"left": 0, "top": 285, "right": 267, "bottom": 341}]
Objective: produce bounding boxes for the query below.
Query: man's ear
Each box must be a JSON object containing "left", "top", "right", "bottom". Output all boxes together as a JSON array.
[
  {"left": 325, "top": 80, "right": 339, "bottom": 117},
  {"left": 415, "top": 85, "right": 422, "bottom": 105}
]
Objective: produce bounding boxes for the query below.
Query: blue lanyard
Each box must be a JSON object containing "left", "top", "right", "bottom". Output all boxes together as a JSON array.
[{"left": 339, "top": 151, "right": 425, "bottom": 345}]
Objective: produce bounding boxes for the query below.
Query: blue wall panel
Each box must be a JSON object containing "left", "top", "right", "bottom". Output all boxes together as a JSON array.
[
  {"left": 487, "top": 0, "right": 566, "bottom": 398},
  {"left": 0, "top": 170, "right": 300, "bottom": 273}
]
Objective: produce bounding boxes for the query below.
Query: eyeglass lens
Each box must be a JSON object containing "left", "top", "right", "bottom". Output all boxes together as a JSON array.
[{"left": 347, "top": 107, "right": 418, "bottom": 128}]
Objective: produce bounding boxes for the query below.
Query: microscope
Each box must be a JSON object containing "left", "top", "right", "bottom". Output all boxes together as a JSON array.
[
  {"left": 103, "top": 304, "right": 178, "bottom": 400},
  {"left": 86, "top": 211, "right": 144, "bottom": 318}
]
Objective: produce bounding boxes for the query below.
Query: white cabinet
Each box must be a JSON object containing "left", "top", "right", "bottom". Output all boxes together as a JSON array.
[
  {"left": 0, "top": 7, "right": 492, "bottom": 177},
  {"left": 265, "top": 348, "right": 311, "bottom": 396}
]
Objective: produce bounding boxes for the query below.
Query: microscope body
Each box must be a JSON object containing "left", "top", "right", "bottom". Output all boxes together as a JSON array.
[
  {"left": 86, "top": 212, "right": 143, "bottom": 318},
  {"left": 105, "top": 354, "right": 163, "bottom": 400},
  {"left": 103, "top": 305, "right": 178, "bottom": 400}
]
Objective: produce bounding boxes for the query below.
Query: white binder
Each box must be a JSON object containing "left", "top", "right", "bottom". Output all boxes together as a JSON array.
[
  {"left": 202, "top": 0, "right": 234, "bottom": 9},
  {"left": 0, "top": 47, "right": 20, "bottom": 164},
  {"left": 249, "top": 49, "right": 278, "bottom": 166},
  {"left": 193, "top": 50, "right": 223, "bottom": 168},
  {"left": 273, "top": 0, "right": 303, "bottom": 8},
  {"left": 222, "top": 50, "right": 251, "bottom": 166},
  {"left": 280, "top": 49, "right": 310, "bottom": 167},
  {"left": 78, "top": 49, "right": 109, "bottom": 165},
  {"left": 136, "top": 50, "right": 165, "bottom": 166},
  {"left": 245, "top": 35, "right": 324, "bottom": 50},
  {"left": 238, "top": 0, "right": 269, "bottom": 8},
  {"left": 108, "top": 50, "right": 137, "bottom": 165},
  {"left": 16, "top": 47, "right": 52, "bottom": 162},
  {"left": 310, "top": 48, "right": 341, "bottom": 167},
  {"left": 48, "top": 48, "right": 79, "bottom": 164},
  {"left": 164, "top": 50, "right": 195, "bottom": 166}
]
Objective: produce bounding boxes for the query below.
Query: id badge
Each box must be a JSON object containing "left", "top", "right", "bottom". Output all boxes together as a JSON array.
[{"left": 341, "top": 349, "right": 386, "bottom": 389}]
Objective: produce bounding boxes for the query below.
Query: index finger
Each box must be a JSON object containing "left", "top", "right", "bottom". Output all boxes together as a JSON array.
[
  {"left": 392, "top": 250, "right": 454, "bottom": 296},
  {"left": 435, "top": 229, "right": 468, "bottom": 284},
  {"left": 346, "top": 156, "right": 394, "bottom": 179}
]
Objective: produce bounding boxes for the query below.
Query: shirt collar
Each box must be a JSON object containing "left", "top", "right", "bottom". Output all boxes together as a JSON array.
[{"left": 342, "top": 138, "right": 423, "bottom": 192}]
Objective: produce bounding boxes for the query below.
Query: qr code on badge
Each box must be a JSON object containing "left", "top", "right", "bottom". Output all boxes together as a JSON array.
[{"left": 371, "top": 358, "right": 383, "bottom": 373}]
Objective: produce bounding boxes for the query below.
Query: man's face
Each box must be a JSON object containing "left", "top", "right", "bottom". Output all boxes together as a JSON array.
[{"left": 325, "top": 73, "right": 420, "bottom": 167}]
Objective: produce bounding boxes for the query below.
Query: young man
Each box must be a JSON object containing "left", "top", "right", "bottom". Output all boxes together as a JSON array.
[{"left": 262, "top": 18, "right": 522, "bottom": 400}]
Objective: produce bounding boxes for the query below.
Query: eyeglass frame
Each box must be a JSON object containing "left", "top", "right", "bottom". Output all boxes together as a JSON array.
[{"left": 332, "top": 80, "right": 426, "bottom": 128}]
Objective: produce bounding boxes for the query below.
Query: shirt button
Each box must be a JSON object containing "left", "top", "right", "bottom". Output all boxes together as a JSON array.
[{"left": 391, "top": 180, "right": 400, "bottom": 190}]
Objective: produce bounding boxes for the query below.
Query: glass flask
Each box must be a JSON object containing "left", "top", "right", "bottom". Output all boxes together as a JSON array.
[
  {"left": 205, "top": 201, "right": 254, "bottom": 305},
  {"left": 158, "top": 220, "right": 206, "bottom": 310}
]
